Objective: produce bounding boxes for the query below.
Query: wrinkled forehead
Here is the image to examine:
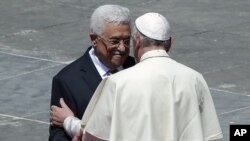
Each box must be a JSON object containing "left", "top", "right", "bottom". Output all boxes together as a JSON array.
[{"left": 101, "top": 22, "right": 131, "bottom": 38}]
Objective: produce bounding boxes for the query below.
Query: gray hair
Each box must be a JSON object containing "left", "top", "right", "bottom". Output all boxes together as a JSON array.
[
  {"left": 90, "top": 4, "right": 131, "bottom": 35},
  {"left": 133, "top": 25, "right": 171, "bottom": 48}
]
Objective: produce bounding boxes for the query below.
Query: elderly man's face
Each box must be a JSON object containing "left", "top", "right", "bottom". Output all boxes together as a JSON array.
[{"left": 93, "top": 23, "right": 130, "bottom": 69}]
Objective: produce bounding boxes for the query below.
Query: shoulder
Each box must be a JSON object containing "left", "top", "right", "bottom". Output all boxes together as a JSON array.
[
  {"left": 53, "top": 50, "right": 92, "bottom": 83},
  {"left": 55, "top": 46, "right": 93, "bottom": 77},
  {"left": 158, "top": 59, "right": 205, "bottom": 85},
  {"left": 172, "top": 60, "right": 202, "bottom": 77},
  {"left": 55, "top": 57, "right": 82, "bottom": 78}
]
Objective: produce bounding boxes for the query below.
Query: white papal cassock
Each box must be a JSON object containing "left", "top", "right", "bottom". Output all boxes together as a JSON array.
[{"left": 82, "top": 50, "right": 223, "bottom": 141}]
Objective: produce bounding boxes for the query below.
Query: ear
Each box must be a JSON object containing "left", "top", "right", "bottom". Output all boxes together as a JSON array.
[
  {"left": 165, "top": 37, "right": 172, "bottom": 52},
  {"left": 133, "top": 34, "right": 141, "bottom": 63},
  {"left": 134, "top": 34, "right": 141, "bottom": 49},
  {"left": 170, "top": 36, "right": 174, "bottom": 46},
  {"left": 90, "top": 33, "right": 98, "bottom": 47}
]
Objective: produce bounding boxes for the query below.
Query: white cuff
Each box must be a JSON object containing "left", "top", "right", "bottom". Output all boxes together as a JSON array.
[{"left": 63, "top": 116, "right": 81, "bottom": 138}]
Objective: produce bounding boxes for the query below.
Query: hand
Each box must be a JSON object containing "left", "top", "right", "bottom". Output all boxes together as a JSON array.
[
  {"left": 72, "top": 129, "right": 83, "bottom": 141},
  {"left": 50, "top": 98, "right": 74, "bottom": 127}
]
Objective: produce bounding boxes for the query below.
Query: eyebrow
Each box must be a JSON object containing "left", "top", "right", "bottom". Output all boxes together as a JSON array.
[{"left": 109, "top": 36, "right": 131, "bottom": 40}]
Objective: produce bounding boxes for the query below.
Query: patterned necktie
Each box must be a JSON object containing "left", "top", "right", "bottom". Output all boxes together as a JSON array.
[{"left": 107, "top": 69, "right": 118, "bottom": 76}]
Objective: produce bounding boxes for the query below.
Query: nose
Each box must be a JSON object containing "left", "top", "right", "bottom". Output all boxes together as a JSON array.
[{"left": 117, "top": 40, "right": 127, "bottom": 52}]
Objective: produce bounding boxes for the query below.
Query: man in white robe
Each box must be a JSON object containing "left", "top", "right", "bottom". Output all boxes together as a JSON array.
[{"left": 79, "top": 12, "right": 223, "bottom": 141}]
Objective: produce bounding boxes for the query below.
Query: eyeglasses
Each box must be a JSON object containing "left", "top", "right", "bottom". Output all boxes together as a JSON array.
[{"left": 96, "top": 34, "right": 130, "bottom": 48}]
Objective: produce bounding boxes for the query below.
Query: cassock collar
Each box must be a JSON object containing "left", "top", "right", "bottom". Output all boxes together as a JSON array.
[{"left": 140, "top": 50, "right": 169, "bottom": 62}]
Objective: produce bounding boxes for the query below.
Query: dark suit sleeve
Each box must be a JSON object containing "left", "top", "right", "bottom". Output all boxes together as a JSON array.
[{"left": 49, "top": 76, "right": 76, "bottom": 141}]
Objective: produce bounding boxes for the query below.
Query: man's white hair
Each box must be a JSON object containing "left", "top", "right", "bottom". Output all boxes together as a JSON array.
[{"left": 90, "top": 4, "right": 130, "bottom": 35}]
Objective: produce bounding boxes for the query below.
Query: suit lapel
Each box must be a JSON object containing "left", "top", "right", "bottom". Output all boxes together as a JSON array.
[
  {"left": 79, "top": 47, "right": 135, "bottom": 92},
  {"left": 79, "top": 47, "right": 102, "bottom": 92}
]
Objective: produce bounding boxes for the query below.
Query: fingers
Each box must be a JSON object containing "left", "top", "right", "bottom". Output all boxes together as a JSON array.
[
  {"left": 60, "top": 98, "right": 69, "bottom": 109},
  {"left": 71, "top": 136, "right": 81, "bottom": 141},
  {"left": 52, "top": 120, "right": 63, "bottom": 127},
  {"left": 71, "top": 128, "right": 84, "bottom": 141},
  {"left": 50, "top": 120, "right": 63, "bottom": 127},
  {"left": 51, "top": 105, "right": 60, "bottom": 111},
  {"left": 50, "top": 106, "right": 58, "bottom": 118},
  {"left": 59, "top": 98, "right": 74, "bottom": 116},
  {"left": 79, "top": 128, "right": 83, "bottom": 135},
  {"left": 50, "top": 111, "right": 63, "bottom": 127},
  {"left": 50, "top": 107, "right": 59, "bottom": 121},
  {"left": 50, "top": 111, "right": 57, "bottom": 122},
  {"left": 50, "top": 98, "right": 69, "bottom": 128}
]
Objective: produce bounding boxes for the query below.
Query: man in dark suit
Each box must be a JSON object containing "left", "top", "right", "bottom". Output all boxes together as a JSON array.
[{"left": 49, "top": 4, "right": 135, "bottom": 141}]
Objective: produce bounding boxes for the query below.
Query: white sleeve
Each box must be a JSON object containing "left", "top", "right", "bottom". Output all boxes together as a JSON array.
[
  {"left": 63, "top": 116, "right": 81, "bottom": 138},
  {"left": 198, "top": 75, "right": 223, "bottom": 140}
]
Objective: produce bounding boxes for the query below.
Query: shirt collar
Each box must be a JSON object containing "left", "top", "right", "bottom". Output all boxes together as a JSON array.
[{"left": 89, "top": 47, "right": 123, "bottom": 79}]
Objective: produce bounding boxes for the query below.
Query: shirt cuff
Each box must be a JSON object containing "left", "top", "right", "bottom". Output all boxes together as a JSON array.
[{"left": 63, "top": 116, "right": 81, "bottom": 138}]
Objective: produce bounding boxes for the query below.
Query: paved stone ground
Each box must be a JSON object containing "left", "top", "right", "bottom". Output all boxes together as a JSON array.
[{"left": 0, "top": 0, "right": 250, "bottom": 141}]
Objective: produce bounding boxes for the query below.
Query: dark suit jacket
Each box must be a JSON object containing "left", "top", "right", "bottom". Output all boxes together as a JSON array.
[{"left": 49, "top": 47, "right": 135, "bottom": 141}]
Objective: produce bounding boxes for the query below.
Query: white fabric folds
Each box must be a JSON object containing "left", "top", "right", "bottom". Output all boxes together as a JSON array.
[{"left": 63, "top": 116, "right": 81, "bottom": 138}]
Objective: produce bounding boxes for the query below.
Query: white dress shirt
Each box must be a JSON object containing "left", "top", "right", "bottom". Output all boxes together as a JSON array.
[{"left": 89, "top": 47, "right": 122, "bottom": 79}]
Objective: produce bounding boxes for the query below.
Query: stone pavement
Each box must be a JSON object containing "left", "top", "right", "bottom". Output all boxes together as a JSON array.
[{"left": 0, "top": 0, "right": 250, "bottom": 140}]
